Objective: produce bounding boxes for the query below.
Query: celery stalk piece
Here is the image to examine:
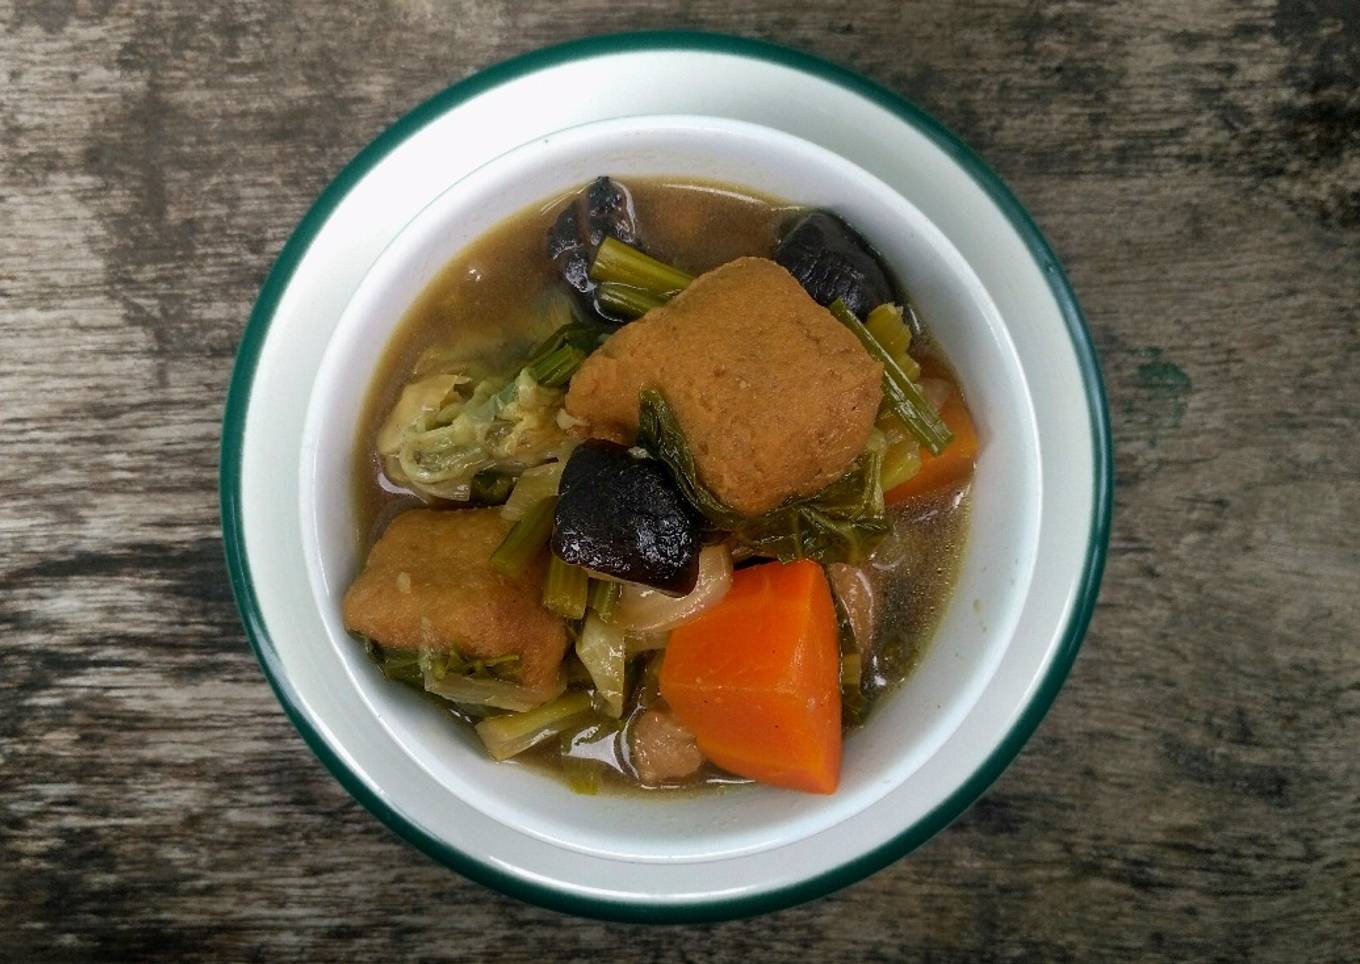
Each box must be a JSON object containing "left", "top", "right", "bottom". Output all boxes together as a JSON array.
[
  {"left": 877, "top": 409, "right": 924, "bottom": 491},
  {"left": 474, "top": 692, "right": 594, "bottom": 761},
  {"left": 501, "top": 462, "right": 565, "bottom": 521},
  {"left": 423, "top": 670, "right": 566, "bottom": 713},
  {"left": 840, "top": 651, "right": 863, "bottom": 689},
  {"left": 563, "top": 756, "right": 606, "bottom": 795},
  {"left": 589, "top": 237, "right": 693, "bottom": 296},
  {"left": 489, "top": 496, "right": 556, "bottom": 577},
  {"left": 865, "top": 303, "right": 911, "bottom": 360},
  {"left": 576, "top": 613, "right": 627, "bottom": 718},
  {"left": 543, "top": 554, "right": 589, "bottom": 620},
  {"left": 829, "top": 299, "right": 953, "bottom": 455},
  {"left": 879, "top": 434, "right": 924, "bottom": 491},
  {"left": 588, "top": 578, "right": 621, "bottom": 622},
  {"left": 864, "top": 303, "right": 921, "bottom": 380}
]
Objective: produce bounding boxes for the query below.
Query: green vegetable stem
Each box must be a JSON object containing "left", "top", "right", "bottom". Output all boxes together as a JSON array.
[
  {"left": 490, "top": 496, "right": 557, "bottom": 577},
  {"left": 595, "top": 281, "right": 668, "bottom": 320},
  {"left": 589, "top": 236, "right": 693, "bottom": 295},
  {"left": 829, "top": 299, "right": 953, "bottom": 455},
  {"left": 543, "top": 554, "right": 590, "bottom": 620}
]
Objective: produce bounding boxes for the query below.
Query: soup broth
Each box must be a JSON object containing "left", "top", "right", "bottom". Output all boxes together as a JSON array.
[{"left": 349, "top": 178, "right": 969, "bottom": 794}]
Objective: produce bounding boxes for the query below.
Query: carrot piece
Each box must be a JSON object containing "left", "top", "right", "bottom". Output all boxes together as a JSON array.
[
  {"left": 659, "top": 560, "right": 842, "bottom": 793},
  {"left": 885, "top": 385, "right": 979, "bottom": 505}
]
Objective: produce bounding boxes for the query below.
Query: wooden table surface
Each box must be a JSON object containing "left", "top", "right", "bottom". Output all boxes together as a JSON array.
[{"left": 3, "top": 1, "right": 1356, "bottom": 960}]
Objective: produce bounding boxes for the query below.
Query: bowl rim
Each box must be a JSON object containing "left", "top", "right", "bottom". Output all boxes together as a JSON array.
[{"left": 220, "top": 30, "right": 1112, "bottom": 923}]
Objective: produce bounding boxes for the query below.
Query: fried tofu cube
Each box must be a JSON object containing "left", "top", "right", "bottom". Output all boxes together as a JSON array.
[
  {"left": 342, "top": 508, "right": 567, "bottom": 689},
  {"left": 565, "top": 257, "right": 882, "bottom": 516}
]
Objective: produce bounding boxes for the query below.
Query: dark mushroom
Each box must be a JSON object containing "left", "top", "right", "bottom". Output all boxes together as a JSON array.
[
  {"left": 774, "top": 211, "right": 898, "bottom": 318},
  {"left": 551, "top": 440, "right": 701, "bottom": 596},
  {"left": 547, "top": 176, "right": 640, "bottom": 321}
]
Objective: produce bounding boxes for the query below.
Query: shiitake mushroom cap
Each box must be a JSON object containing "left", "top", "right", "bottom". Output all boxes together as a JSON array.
[
  {"left": 774, "top": 211, "right": 898, "bottom": 318},
  {"left": 550, "top": 440, "right": 702, "bottom": 596}
]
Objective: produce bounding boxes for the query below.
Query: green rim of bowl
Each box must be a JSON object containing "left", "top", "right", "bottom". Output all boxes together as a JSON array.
[{"left": 220, "top": 30, "right": 1112, "bottom": 924}]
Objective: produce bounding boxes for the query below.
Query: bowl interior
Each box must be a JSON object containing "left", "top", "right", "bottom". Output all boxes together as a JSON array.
[{"left": 299, "top": 116, "right": 1038, "bottom": 861}]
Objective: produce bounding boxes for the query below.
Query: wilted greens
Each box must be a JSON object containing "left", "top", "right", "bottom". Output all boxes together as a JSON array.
[
  {"left": 636, "top": 389, "right": 890, "bottom": 565},
  {"left": 525, "top": 320, "right": 610, "bottom": 387},
  {"left": 828, "top": 298, "right": 952, "bottom": 455},
  {"left": 378, "top": 367, "right": 571, "bottom": 501},
  {"left": 377, "top": 321, "right": 610, "bottom": 502}
]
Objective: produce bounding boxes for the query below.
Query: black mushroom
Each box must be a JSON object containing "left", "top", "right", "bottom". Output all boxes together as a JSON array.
[
  {"left": 774, "top": 211, "right": 898, "bottom": 318},
  {"left": 551, "top": 440, "right": 701, "bottom": 596},
  {"left": 547, "top": 176, "right": 640, "bottom": 321}
]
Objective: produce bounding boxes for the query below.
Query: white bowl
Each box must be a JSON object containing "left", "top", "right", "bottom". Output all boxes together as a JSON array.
[{"left": 222, "top": 34, "right": 1110, "bottom": 922}]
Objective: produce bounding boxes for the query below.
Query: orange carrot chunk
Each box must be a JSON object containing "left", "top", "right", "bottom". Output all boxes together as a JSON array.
[
  {"left": 659, "top": 560, "right": 842, "bottom": 794},
  {"left": 885, "top": 386, "right": 979, "bottom": 505}
]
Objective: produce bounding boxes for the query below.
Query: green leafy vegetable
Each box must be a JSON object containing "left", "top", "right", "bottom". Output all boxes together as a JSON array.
[
  {"left": 490, "top": 496, "right": 556, "bottom": 577},
  {"left": 864, "top": 303, "right": 922, "bottom": 381},
  {"left": 636, "top": 389, "right": 890, "bottom": 565},
  {"left": 877, "top": 409, "right": 924, "bottom": 491},
  {"left": 588, "top": 238, "right": 691, "bottom": 318},
  {"left": 375, "top": 374, "right": 467, "bottom": 460},
  {"left": 382, "top": 368, "right": 572, "bottom": 501},
  {"left": 419, "top": 648, "right": 519, "bottom": 681},
  {"left": 470, "top": 469, "right": 516, "bottom": 505},
  {"left": 525, "top": 320, "right": 609, "bottom": 387},
  {"left": 635, "top": 391, "right": 740, "bottom": 527},
  {"left": 828, "top": 299, "right": 952, "bottom": 455},
  {"left": 735, "top": 460, "right": 889, "bottom": 565},
  {"left": 423, "top": 670, "right": 564, "bottom": 713},
  {"left": 362, "top": 637, "right": 424, "bottom": 686},
  {"left": 361, "top": 639, "right": 558, "bottom": 713},
  {"left": 377, "top": 316, "right": 602, "bottom": 502},
  {"left": 527, "top": 344, "right": 587, "bottom": 388}
]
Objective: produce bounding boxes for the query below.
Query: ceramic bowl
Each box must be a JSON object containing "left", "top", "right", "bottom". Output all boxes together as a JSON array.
[{"left": 222, "top": 34, "right": 1110, "bottom": 922}]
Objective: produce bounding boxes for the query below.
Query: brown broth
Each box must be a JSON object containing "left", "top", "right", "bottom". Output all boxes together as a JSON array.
[{"left": 351, "top": 177, "right": 970, "bottom": 795}]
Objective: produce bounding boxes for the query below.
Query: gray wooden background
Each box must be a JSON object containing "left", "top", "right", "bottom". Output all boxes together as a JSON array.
[{"left": 3, "top": 1, "right": 1356, "bottom": 960}]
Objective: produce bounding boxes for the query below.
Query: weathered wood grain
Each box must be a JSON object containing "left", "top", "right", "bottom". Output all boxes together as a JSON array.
[{"left": 1, "top": 0, "right": 1356, "bottom": 960}]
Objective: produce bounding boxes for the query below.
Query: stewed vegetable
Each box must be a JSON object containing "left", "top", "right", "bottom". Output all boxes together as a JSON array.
[{"left": 345, "top": 176, "right": 975, "bottom": 795}]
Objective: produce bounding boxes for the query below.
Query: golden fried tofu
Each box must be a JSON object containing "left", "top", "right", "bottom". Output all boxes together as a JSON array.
[
  {"left": 565, "top": 257, "right": 883, "bottom": 516},
  {"left": 342, "top": 508, "right": 567, "bottom": 689}
]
